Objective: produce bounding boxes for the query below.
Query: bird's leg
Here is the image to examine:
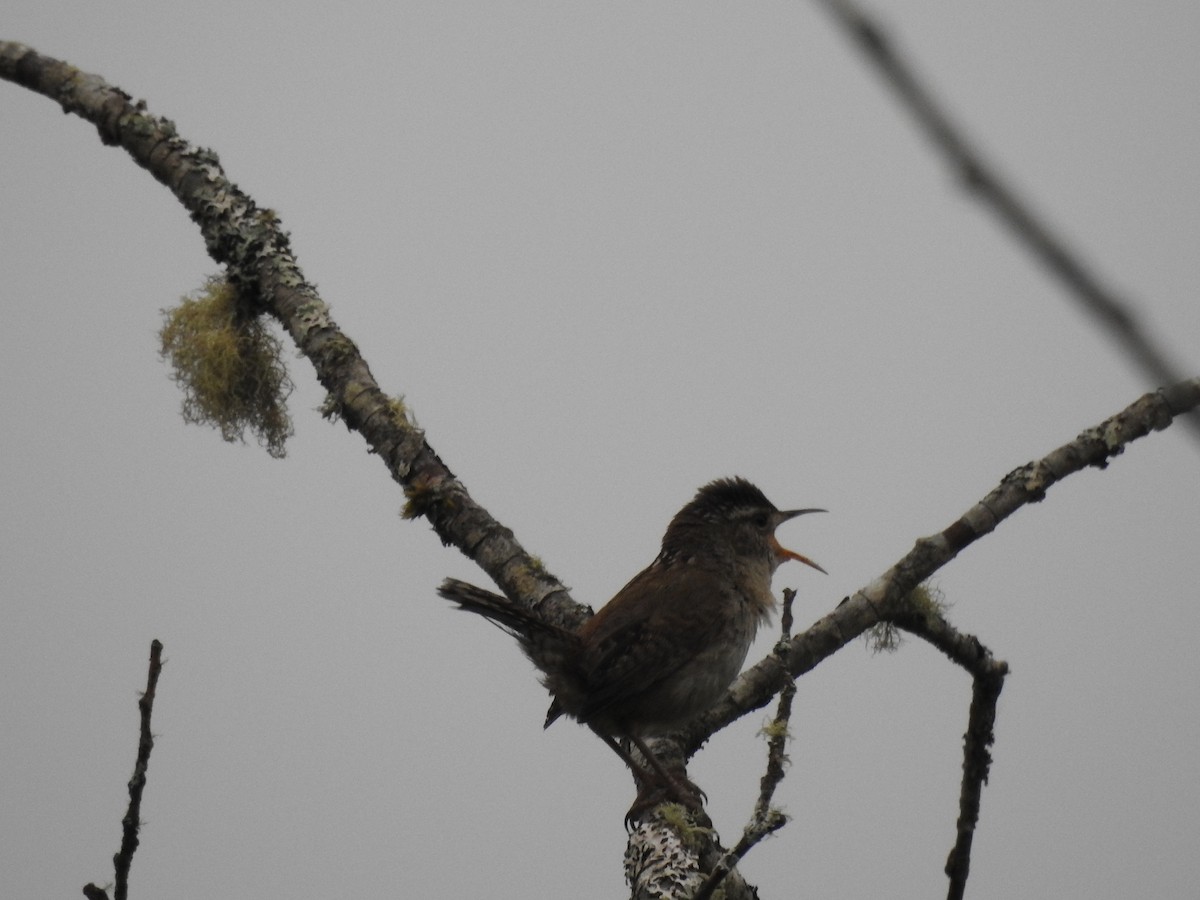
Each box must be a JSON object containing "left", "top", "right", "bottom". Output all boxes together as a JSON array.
[
  {"left": 628, "top": 735, "right": 706, "bottom": 808},
  {"left": 595, "top": 731, "right": 658, "bottom": 788},
  {"left": 593, "top": 728, "right": 705, "bottom": 820}
]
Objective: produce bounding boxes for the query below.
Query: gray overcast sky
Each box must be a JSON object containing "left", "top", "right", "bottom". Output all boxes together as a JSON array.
[{"left": 3, "top": 3, "right": 1198, "bottom": 898}]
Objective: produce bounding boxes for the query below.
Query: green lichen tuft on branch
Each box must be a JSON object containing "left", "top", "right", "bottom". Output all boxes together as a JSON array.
[{"left": 159, "top": 275, "right": 294, "bottom": 457}]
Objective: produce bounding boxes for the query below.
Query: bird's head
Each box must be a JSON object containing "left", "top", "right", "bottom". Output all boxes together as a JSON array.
[{"left": 662, "top": 477, "right": 826, "bottom": 574}]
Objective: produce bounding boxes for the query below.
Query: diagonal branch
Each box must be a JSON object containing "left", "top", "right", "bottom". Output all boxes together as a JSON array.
[
  {"left": 0, "top": 41, "right": 588, "bottom": 633},
  {"left": 815, "top": 0, "right": 1200, "bottom": 445},
  {"left": 686, "top": 377, "right": 1200, "bottom": 754},
  {"left": 681, "top": 381, "right": 1195, "bottom": 896}
]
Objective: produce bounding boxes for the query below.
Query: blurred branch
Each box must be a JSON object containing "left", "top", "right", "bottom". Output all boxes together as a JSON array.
[
  {"left": 83, "top": 640, "right": 165, "bottom": 900},
  {"left": 816, "top": 0, "right": 1200, "bottom": 446}
]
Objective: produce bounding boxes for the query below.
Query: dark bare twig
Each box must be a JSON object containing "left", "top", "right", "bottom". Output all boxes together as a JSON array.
[
  {"left": 945, "top": 663, "right": 1005, "bottom": 900},
  {"left": 692, "top": 809, "right": 788, "bottom": 900},
  {"left": 83, "top": 640, "right": 165, "bottom": 900},
  {"left": 816, "top": 0, "right": 1200, "bottom": 445},
  {"left": 115, "top": 639, "right": 164, "bottom": 900}
]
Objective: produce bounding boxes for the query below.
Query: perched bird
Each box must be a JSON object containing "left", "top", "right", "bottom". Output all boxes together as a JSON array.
[{"left": 439, "top": 477, "right": 825, "bottom": 815}]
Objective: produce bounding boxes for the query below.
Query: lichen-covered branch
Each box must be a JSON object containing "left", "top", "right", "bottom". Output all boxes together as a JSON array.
[
  {"left": 0, "top": 41, "right": 584, "bottom": 628},
  {"left": 894, "top": 607, "right": 1008, "bottom": 900},
  {"left": 671, "top": 380, "right": 1196, "bottom": 897},
  {"left": 688, "top": 378, "right": 1199, "bottom": 753}
]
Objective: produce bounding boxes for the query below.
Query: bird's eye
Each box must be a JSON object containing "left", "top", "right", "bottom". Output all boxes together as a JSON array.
[{"left": 753, "top": 511, "right": 771, "bottom": 529}]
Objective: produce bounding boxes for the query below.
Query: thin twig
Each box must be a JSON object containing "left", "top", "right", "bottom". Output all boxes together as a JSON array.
[
  {"left": 816, "top": 0, "right": 1200, "bottom": 445},
  {"left": 944, "top": 664, "right": 1005, "bottom": 900},
  {"left": 83, "top": 640, "right": 165, "bottom": 900},
  {"left": 755, "top": 590, "right": 799, "bottom": 825},
  {"left": 692, "top": 809, "right": 788, "bottom": 900},
  {"left": 694, "top": 590, "right": 799, "bottom": 900}
]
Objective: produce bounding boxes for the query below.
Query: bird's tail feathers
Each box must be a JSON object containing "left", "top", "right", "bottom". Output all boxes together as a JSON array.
[{"left": 437, "top": 577, "right": 577, "bottom": 666}]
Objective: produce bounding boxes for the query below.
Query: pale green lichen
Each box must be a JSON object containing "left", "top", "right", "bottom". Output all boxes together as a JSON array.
[
  {"left": 759, "top": 719, "right": 791, "bottom": 741},
  {"left": 159, "top": 275, "right": 293, "bottom": 458},
  {"left": 865, "top": 582, "right": 950, "bottom": 654},
  {"left": 318, "top": 393, "right": 342, "bottom": 422},
  {"left": 907, "top": 582, "right": 949, "bottom": 622},
  {"left": 865, "top": 619, "right": 903, "bottom": 654},
  {"left": 386, "top": 395, "right": 408, "bottom": 419},
  {"left": 655, "top": 803, "right": 714, "bottom": 853},
  {"left": 400, "top": 484, "right": 429, "bottom": 520}
]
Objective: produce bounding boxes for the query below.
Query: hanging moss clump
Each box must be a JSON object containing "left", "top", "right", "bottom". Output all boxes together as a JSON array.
[
  {"left": 159, "top": 276, "right": 294, "bottom": 458},
  {"left": 864, "top": 582, "right": 950, "bottom": 654}
]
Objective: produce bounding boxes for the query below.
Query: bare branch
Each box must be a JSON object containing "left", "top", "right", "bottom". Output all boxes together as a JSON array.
[
  {"left": 945, "top": 662, "right": 1005, "bottom": 900},
  {"left": 82, "top": 640, "right": 165, "bottom": 900},
  {"left": 115, "top": 639, "right": 165, "bottom": 900},
  {"left": 815, "top": 0, "right": 1200, "bottom": 445}
]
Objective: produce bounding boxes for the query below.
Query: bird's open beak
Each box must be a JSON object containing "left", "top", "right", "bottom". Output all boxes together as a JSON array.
[{"left": 772, "top": 508, "right": 827, "bottom": 574}]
